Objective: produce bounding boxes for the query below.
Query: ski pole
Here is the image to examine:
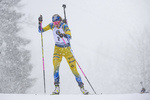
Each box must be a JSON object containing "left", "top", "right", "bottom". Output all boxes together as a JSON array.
[
  {"left": 39, "top": 15, "right": 46, "bottom": 94},
  {"left": 140, "top": 81, "right": 144, "bottom": 88},
  {"left": 62, "top": 4, "right": 96, "bottom": 94},
  {"left": 61, "top": 37, "right": 97, "bottom": 95}
]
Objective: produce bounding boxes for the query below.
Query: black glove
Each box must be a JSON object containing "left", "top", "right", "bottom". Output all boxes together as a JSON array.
[
  {"left": 63, "top": 19, "right": 66, "bottom": 24},
  {"left": 38, "top": 15, "right": 43, "bottom": 24},
  {"left": 59, "top": 33, "right": 64, "bottom": 38}
]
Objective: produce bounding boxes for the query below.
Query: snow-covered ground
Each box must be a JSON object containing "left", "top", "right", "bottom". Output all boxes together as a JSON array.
[{"left": 1, "top": 93, "right": 150, "bottom": 100}]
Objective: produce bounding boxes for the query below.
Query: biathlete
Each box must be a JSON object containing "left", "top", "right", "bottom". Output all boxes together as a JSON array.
[{"left": 38, "top": 14, "right": 89, "bottom": 95}]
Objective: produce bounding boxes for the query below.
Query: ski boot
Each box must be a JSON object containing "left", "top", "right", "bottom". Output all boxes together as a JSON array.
[
  {"left": 52, "top": 85, "right": 60, "bottom": 95},
  {"left": 80, "top": 85, "right": 89, "bottom": 95}
]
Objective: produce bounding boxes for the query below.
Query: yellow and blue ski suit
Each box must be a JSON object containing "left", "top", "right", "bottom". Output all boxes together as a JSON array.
[{"left": 39, "top": 22, "right": 83, "bottom": 87}]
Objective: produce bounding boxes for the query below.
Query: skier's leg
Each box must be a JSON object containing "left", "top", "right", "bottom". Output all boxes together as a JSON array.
[
  {"left": 63, "top": 47, "right": 89, "bottom": 94},
  {"left": 64, "top": 47, "right": 83, "bottom": 87},
  {"left": 66, "top": 55, "right": 89, "bottom": 94},
  {"left": 53, "top": 46, "right": 62, "bottom": 85}
]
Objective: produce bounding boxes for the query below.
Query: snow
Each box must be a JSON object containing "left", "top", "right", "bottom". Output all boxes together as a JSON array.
[
  {"left": 2, "top": 0, "right": 149, "bottom": 95},
  {"left": 17, "top": 0, "right": 150, "bottom": 94},
  {"left": 0, "top": 93, "right": 150, "bottom": 100},
  {"left": 1, "top": 0, "right": 150, "bottom": 97}
]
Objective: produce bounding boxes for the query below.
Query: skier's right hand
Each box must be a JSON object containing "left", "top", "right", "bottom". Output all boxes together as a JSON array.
[
  {"left": 38, "top": 15, "right": 43, "bottom": 24},
  {"left": 38, "top": 15, "right": 43, "bottom": 33}
]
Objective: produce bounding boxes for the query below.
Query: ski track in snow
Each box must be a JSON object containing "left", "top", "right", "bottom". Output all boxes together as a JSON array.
[{"left": 0, "top": 93, "right": 150, "bottom": 100}]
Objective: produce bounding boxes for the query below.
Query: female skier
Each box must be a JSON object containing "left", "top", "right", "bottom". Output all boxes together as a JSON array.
[{"left": 38, "top": 14, "right": 88, "bottom": 95}]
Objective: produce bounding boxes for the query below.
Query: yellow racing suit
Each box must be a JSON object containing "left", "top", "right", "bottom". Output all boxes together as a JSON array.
[{"left": 39, "top": 22, "right": 83, "bottom": 87}]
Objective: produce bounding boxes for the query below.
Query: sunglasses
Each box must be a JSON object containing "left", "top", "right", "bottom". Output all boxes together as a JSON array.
[{"left": 53, "top": 21, "right": 61, "bottom": 25}]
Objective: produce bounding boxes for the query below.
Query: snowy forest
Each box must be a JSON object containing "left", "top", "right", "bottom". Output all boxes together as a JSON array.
[
  {"left": 0, "top": 0, "right": 33, "bottom": 93},
  {"left": 0, "top": 0, "right": 150, "bottom": 94}
]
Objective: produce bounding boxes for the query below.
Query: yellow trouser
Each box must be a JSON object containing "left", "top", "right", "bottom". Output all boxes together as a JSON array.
[{"left": 53, "top": 45, "right": 83, "bottom": 86}]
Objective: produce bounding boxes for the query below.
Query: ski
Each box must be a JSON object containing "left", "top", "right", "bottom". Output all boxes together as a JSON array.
[{"left": 50, "top": 93, "right": 59, "bottom": 95}]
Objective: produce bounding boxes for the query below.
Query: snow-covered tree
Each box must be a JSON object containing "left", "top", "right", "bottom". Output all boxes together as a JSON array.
[
  {"left": 0, "top": 0, "right": 34, "bottom": 93},
  {"left": 126, "top": 29, "right": 150, "bottom": 93}
]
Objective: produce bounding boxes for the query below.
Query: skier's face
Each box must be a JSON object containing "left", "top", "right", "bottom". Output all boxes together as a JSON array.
[{"left": 53, "top": 21, "right": 61, "bottom": 27}]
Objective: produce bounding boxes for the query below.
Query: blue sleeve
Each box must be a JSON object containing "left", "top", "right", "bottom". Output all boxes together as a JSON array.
[
  {"left": 64, "top": 34, "right": 71, "bottom": 40},
  {"left": 62, "top": 24, "right": 71, "bottom": 40},
  {"left": 63, "top": 24, "right": 68, "bottom": 30},
  {"left": 38, "top": 24, "right": 44, "bottom": 33},
  {"left": 50, "top": 23, "right": 53, "bottom": 29}
]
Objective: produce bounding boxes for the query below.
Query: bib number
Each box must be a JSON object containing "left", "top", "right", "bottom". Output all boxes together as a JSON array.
[{"left": 57, "top": 37, "right": 60, "bottom": 41}]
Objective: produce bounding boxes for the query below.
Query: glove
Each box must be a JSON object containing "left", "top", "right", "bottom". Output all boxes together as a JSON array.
[
  {"left": 63, "top": 19, "right": 67, "bottom": 24},
  {"left": 59, "top": 33, "right": 64, "bottom": 38},
  {"left": 38, "top": 15, "right": 43, "bottom": 32},
  {"left": 38, "top": 15, "right": 43, "bottom": 24}
]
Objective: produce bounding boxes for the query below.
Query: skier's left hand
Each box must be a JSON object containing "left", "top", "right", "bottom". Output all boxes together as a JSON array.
[{"left": 59, "top": 33, "right": 64, "bottom": 38}]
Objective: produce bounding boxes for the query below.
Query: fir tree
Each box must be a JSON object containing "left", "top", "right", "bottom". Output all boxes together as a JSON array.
[{"left": 0, "top": 0, "right": 34, "bottom": 93}]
